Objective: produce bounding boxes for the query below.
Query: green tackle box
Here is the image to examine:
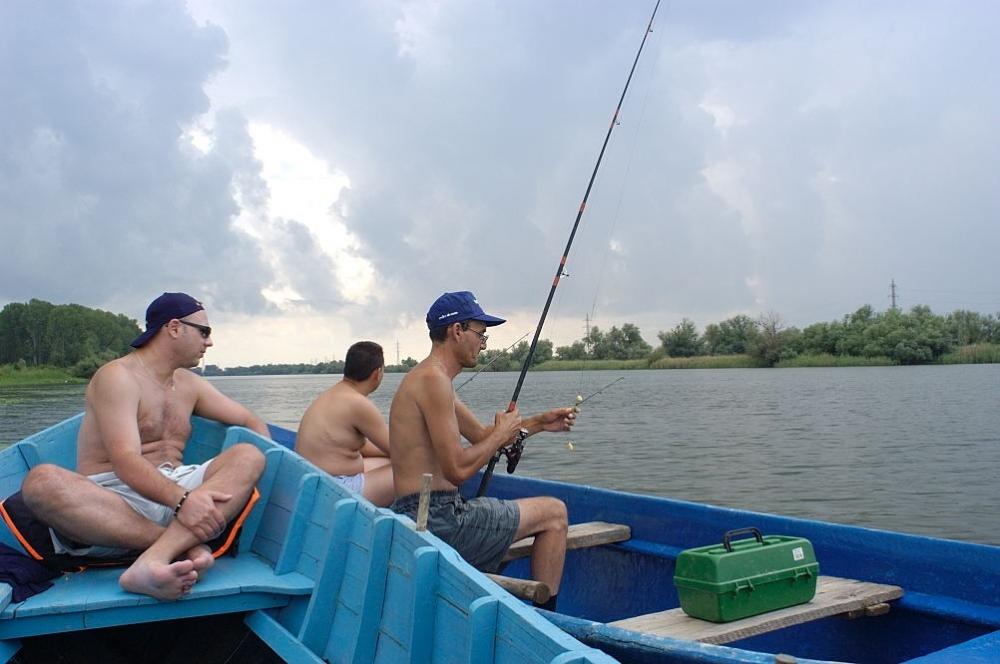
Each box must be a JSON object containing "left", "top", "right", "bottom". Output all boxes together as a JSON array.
[{"left": 673, "top": 527, "right": 819, "bottom": 623}]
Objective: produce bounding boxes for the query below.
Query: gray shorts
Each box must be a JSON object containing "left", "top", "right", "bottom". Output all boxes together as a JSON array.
[
  {"left": 331, "top": 472, "right": 365, "bottom": 495},
  {"left": 50, "top": 460, "right": 213, "bottom": 558},
  {"left": 391, "top": 490, "right": 520, "bottom": 573}
]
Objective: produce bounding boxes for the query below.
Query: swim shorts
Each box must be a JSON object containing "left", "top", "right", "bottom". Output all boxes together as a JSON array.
[
  {"left": 0, "top": 462, "right": 259, "bottom": 572},
  {"left": 390, "top": 490, "right": 520, "bottom": 573},
  {"left": 331, "top": 472, "right": 365, "bottom": 495}
]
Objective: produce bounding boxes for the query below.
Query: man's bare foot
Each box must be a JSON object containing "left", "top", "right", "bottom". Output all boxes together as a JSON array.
[
  {"left": 183, "top": 544, "right": 215, "bottom": 573},
  {"left": 120, "top": 559, "right": 198, "bottom": 601}
]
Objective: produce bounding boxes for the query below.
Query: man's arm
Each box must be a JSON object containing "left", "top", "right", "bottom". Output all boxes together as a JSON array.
[
  {"left": 420, "top": 374, "right": 522, "bottom": 485},
  {"left": 354, "top": 399, "right": 390, "bottom": 456},
  {"left": 521, "top": 407, "right": 577, "bottom": 437},
  {"left": 455, "top": 398, "right": 490, "bottom": 443},
  {"left": 456, "top": 401, "right": 575, "bottom": 442},
  {"left": 190, "top": 374, "right": 270, "bottom": 437}
]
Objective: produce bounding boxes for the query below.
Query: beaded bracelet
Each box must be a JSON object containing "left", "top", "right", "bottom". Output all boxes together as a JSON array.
[{"left": 173, "top": 490, "right": 191, "bottom": 518}]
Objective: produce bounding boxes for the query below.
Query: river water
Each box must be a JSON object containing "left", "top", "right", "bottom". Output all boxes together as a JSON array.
[{"left": 2, "top": 365, "right": 998, "bottom": 545}]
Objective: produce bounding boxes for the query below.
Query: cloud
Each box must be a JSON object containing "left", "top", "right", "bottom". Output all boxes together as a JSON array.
[
  {"left": 3, "top": 0, "right": 999, "bottom": 364},
  {"left": 0, "top": 1, "right": 272, "bottom": 317}
]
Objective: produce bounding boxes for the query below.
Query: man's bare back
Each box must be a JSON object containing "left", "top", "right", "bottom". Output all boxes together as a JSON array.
[
  {"left": 297, "top": 382, "right": 386, "bottom": 477},
  {"left": 295, "top": 341, "right": 395, "bottom": 506}
]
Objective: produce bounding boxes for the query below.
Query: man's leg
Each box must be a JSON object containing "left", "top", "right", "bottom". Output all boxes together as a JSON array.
[
  {"left": 22, "top": 464, "right": 164, "bottom": 549},
  {"left": 120, "top": 443, "right": 265, "bottom": 600},
  {"left": 361, "top": 464, "right": 395, "bottom": 507},
  {"left": 512, "top": 497, "right": 568, "bottom": 595}
]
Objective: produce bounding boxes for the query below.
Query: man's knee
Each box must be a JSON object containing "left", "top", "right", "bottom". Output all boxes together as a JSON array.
[
  {"left": 226, "top": 443, "right": 266, "bottom": 481},
  {"left": 22, "top": 464, "right": 75, "bottom": 511},
  {"left": 546, "top": 497, "right": 568, "bottom": 531},
  {"left": 530, "top": 497, "right": 568, "bottom": 533}
]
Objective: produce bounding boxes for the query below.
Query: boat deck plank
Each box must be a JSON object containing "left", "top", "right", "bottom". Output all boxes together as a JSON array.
[
  {"left": 0, "top": 553, "right": 313, "bottom": 639},
  {"left": 609, "top": 575, "right": 903, "bottom": 645},
  {"left": 504, "top": 522, "right": 631, "bottom": 561}
]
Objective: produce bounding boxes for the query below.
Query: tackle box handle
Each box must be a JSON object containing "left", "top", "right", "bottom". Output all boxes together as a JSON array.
[{"left": 722, "top": 527, "right": 765, "bottom": 552}]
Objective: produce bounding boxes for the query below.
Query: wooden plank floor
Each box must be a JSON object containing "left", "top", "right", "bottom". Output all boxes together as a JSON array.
[
  {"left": 504, "top": 522, "right": 631, "bottom": 561},
  {"left": 609, "top": 576, "right": 903, "bottom": 645}
]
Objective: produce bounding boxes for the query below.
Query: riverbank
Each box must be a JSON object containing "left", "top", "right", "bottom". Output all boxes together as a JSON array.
[
  {"left": 0, "top": 365, "right": 86, "bottom": 387},
  {"left": 530, "top": 344, "right": 1000, "bottom": 371}
]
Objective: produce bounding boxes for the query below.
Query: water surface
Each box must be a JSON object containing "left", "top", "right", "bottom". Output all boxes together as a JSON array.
[{"left": 2, "top": 365, "right": 997, "bottom": 544}]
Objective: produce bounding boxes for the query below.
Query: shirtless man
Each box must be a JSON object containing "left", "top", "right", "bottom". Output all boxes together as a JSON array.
[
  {"left": 295, "top": 341, "right": 394, "bottom": 506},
  {"left": 389, "top": 291, "right": 575, "bottom": 610},
  {"left": 10, "top": 292, "right": 266, "bottom": 601}
]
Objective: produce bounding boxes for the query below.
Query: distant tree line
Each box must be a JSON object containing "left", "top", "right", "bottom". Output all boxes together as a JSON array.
[
  {"left": 200, "top": 357, "right": 421, "bottom": 376},
  {"left": 634, "top": 306, "right": 1000, "bottom": 367},
  {"left": 3, "top": 297, "right": 998, "bottom": 379},
  {"left": 0, "top": 299, "right": 140, "bottom": 377}
]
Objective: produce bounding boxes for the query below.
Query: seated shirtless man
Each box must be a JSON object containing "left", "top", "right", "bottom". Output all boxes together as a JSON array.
[
  {"left": 5, "top": 292, "right": 266, "bottom": 601},
  {"left": 295, "top": 341, "right": 394, "bottom": 506},
  {"left": 389, "top": 291, "right": 575, "bottom": 610}
]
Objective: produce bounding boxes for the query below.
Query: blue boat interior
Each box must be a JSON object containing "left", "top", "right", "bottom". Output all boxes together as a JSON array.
[
  {"left": 0, "top": 416, "right": 614, "bottom": 664},
  {"left": 471, "top": 474, "right": 1000, "bottom": 663}
]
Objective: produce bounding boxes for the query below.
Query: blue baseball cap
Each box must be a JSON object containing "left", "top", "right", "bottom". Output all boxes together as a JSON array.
[
  {"left": 130, "top": 292, "right": 205, "bottom": 348},
  {"left": 425, "top": 291, "right": 506, "bottom": 329}
]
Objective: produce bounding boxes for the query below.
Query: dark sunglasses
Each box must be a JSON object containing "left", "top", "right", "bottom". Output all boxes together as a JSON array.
[{"left": 179, "top": 320, "right": 212, "bottom": 339}]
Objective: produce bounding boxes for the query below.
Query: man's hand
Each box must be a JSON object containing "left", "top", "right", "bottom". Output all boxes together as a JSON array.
[
  {"left": 176, "top": 489, "right": 231, "bottom": 541},
  {"left": 494, "top": 407, "right": 522, "bottom": 447},
  {"left": 535, "top": 406, "right": 577, "bottom": 433}
]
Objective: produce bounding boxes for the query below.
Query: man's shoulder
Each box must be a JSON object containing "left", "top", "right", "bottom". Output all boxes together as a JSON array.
[{"left": 89, "top": 356, "right": 134, "bottom": 387}]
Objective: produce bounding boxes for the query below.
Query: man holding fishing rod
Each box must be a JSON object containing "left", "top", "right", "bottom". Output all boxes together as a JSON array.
[{"left": 389, "top": 291, "right": 575, "bottom": 610}]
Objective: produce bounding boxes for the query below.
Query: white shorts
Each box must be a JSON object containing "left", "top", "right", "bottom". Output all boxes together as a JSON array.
[
  {"left": 50, "top": 460, "right": 213, "bottom": 557},
  {"left": 331, "top": 472, "right": 365, "bottom": 495}
]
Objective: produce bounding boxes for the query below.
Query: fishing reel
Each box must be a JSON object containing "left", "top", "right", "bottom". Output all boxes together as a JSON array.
[{"left": 503, "top": 428, "right": 530, "bottom": 473}]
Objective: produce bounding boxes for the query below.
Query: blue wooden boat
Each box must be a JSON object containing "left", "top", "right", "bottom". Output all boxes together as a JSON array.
[
  {"left": 0, "top": 416, "right": 614, "bottom": 663},
  {"left": 469, "top": 474, "right": 1000, "bottom": 663},
  {"left": 270, "top": 423, "right": 1000, "bottom": 663}
]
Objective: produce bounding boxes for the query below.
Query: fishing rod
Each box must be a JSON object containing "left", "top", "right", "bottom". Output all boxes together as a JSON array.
[
  {"left": 477, "top": 0, "right": 661, "bottom": 497},
  {"left": 455, "top": 331, "right": 530, "bottom": 392},
  {"left": 574, "top": 376, "right": 625, "bottom": 408}
]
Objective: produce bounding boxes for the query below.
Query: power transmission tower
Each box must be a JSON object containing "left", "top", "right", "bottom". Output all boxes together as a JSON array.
[{"left": 890, "top": 279, "right": 898, "bottom": 311}]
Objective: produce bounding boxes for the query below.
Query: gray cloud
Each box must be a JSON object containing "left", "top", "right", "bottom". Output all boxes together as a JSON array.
[
  {"left": 4, "top": 0, "right": 998, "bottom": 349},
  {"left": 0, "top": 1, "right": 273, "bottom": 317}
]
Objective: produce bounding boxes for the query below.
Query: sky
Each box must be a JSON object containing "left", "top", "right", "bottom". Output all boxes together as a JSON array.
[{"left": 2, "top": 0, "right": 998, "bottom": 368}]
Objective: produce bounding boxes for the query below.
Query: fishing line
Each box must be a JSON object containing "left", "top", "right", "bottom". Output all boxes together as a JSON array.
[
  {"left": 477, "top": 0, "right": 663, "bottom": 497},
  {"left": 455, "top": 331, "right": 530, "bottom": 392},
  {"left": 577, "top": 4, "right": 669, "bottom": 400}
]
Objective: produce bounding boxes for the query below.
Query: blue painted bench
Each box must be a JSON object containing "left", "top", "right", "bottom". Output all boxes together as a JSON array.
[{"left": 0, "top": 422, "right": 328, "bottom": 662}]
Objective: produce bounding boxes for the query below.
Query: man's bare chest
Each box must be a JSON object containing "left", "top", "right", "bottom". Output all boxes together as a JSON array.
[{"left": 136, "top": 393, "right": 194, "bottom": 444}]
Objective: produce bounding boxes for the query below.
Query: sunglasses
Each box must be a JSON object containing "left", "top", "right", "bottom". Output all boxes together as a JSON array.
[{"left": 179, "top": 320, "right": 212, "bottom": 339}]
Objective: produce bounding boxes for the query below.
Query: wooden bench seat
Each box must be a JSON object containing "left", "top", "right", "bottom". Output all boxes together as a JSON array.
[
  {"left": 504, "top": 521, "right": 631, "bottom": 561},
  {"left": 609, "top": 575, "right": 903, "bottom": 645},
  {"left": 489, "top": 522, "right": 631, "bottom": 603},
  {"left": 0, "top": 553, "right": 313, "bottom": 640}
]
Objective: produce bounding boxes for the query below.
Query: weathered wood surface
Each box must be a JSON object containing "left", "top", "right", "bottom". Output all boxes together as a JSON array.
[
  {"left": 504, "top": 522, "right": 631, "bottom": 561},
  {"left": 485, "top": 574, "right": 551, "bottom": 604},
  {"left": 609, "top": 576, "right": 903, "bottom": 645}
]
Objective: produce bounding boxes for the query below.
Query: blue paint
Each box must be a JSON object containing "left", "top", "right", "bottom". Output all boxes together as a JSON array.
[{"left": 409, "top": 546, "right": 439, "bottom": 662}]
